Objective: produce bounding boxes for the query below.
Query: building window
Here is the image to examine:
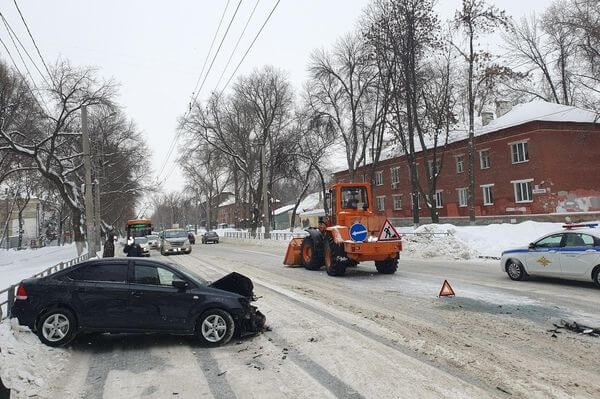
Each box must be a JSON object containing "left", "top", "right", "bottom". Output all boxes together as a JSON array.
[
  {"left": 427, "top": 159, "right": 441, "bottom": 176},
  {"left": 390, "top": 167, "right": 400, "bottom": 187},
  {"left": 512, "top": 179, "right": 533, "bottom": 203},
  {"left": 479, "top": 149, "right": 490, "bottom": 169},
  {"left": 511, "top": 141, "right": 529, "bottom": 164},
  {"left": 481, "top": 184, "right": 494, "bottom": 205},
  {"left": 457, "top": 188, "right": 467, "bottom": 207},
  {"left": 375, "top": 171, "right": 383, "bottom": 186},
  {"left": 392, "top": 194, "right": 402, "bottom": 210},
  {"left": 434, "top": 190, "right": 444, "bottom": 208},
  {"left": 455, "top": 155, "right": 464, "bottom": 173},
  {"left": 376, "top": 196, "right": 385, "bottom": 211}
]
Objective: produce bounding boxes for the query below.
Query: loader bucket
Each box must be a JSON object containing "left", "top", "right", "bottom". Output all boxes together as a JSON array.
[{"left": 283, "top": 237, "right": 304, "bottom": 267}]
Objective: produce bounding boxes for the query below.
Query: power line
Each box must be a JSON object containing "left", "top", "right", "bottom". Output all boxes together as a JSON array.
[
  {"left": 219, "top": 0, "right": 281, "bottom": 96},
  {"left": 214, "top": 0, "right": 261, "bottom": 92},
  {"left": 189, "top": 0, "right": 244, "bottom": 108},
  {"left": 0, "top": 34, "right": 49, "bottom": 114},
  {"left": 155, "top": 0, "right": 236, "bottom": 185},
  {"left": 156, "top": 0, "right": 245, "bottom": 187},
  {"left": 159, "top": 0, "right": 281, "bottom": 187},
  {"left": 0, "top": 11, "right": 49, "bottom": 87},
  {"left": 189, "top": 0, "right": 232, "bottom": 104},
  {"left": 12, "top": 0, "right": 54, "bottom": 87}
]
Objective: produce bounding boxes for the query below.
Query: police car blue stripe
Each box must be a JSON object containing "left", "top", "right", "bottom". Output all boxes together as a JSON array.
[{"left": 502, "top": 247, "right": 600, "bottom": 256}]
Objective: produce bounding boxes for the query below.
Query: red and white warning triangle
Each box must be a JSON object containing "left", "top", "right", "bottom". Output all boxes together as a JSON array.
[
  {"left": 438, "top": 280, "right": 455, "bottom": 297},
  {"left": 377, "top": 219, "right": 401, "bottom": 241}
]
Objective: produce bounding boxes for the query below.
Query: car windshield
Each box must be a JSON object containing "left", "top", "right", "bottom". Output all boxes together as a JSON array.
[
  {"left": 134, "top": 237, "right": 148, "bottom": 244},
  {"left": 147, "top": 235, "right": 158, "bottom": 240},
  {"left": 164, "top": 230, "right": 187, "bottom": 238}
]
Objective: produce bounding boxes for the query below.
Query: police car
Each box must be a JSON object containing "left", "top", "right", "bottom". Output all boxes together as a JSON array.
[{"left": 500, "top": 223, "right": 600, "bottom": 287}]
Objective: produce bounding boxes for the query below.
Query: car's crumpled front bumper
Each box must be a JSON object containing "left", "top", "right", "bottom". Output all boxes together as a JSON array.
[{"left": 239, "top": 305, "right": 266, "bottom": 337}]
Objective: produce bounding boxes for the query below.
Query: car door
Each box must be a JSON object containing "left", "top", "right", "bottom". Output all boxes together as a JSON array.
[
  {"left": 127, "top": 260, "right": 197, "bottom": 331},
  {"left": 559, "top": 233, "right": 600, "bottom": 277},
  {"left": 65, "top": 260, "right": 131, "bottom": 329},
  {"left": 524, "top": 233, "right": 564, "bottom": 276}
]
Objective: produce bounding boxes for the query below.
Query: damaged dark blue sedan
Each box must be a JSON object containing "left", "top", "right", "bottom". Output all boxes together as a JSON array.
[{"left": 10, "top": 258, "right": 265, "bottom": 347}]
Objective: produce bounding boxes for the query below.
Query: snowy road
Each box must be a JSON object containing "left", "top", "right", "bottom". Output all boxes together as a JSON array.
[{"left": 22, "top": 240, "right": 600, "bottom": 398}]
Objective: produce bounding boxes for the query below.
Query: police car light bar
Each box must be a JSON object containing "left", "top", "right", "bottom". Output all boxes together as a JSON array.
[{"left": 562, "top": 223, "right": 599, "bottom": 230}]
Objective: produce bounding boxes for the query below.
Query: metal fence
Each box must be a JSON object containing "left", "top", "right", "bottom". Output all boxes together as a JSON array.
[
  {"left": 0, "top": 252, "right": 90, "bottom": 320},
  {"left": 223, "top": 231, "right": 296, "bottom": 241}
]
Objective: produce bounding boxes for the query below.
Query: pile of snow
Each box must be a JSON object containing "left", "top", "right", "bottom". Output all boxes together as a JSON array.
[
  {"left": 0, "top": 319, "right": 69, "bottom": 398},
  {"left": 0, "top": 244, "right": 79, "bottom": 289},
  {"left": 399, "top": 221, "right": 569, "bottom": 259}
]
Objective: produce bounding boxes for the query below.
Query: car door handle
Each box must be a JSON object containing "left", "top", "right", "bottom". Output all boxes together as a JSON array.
[
  {"left": 585, "top": 249, "right": 596, "bottom": 252},
  {"left": 131, "top": 291, "right": 144, "bottom": 298}
]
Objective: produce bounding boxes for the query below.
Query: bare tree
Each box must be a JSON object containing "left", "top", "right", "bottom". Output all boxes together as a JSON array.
[
  {"left": 307, "top": 32, "right": 381, "bottom": 183},
  {"left": 455, "top": 0, "right": 508, "bottom": 224}
]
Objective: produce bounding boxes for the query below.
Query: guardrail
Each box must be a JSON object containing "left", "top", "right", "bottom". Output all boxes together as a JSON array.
[
  {"left": 0, "top": 253, "right": 90, "bottom": 320},
  {"left": 223, "top": 231, "right": 296, "bottom": 241}
]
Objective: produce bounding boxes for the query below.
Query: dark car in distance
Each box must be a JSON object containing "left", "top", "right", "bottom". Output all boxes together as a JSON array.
[
  {"left": 10, "top": 258, "right": 265, "bottom": 347},
  {"left": 202, "top": 231, "right": 219, "bottom": 244}
]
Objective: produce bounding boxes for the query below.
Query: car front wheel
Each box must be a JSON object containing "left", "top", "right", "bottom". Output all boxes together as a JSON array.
[
  {"left": 593, "top": 266, "right": 600, "bottom": 288},
  {"left": 506, "top": 260, "right": 527, "bottom": 281},
  {"left": 36, "top": 308, "right": 77, "bottom": 347},
  {"left": 197, "top": 309, "right": 235, "bottom": 346}
]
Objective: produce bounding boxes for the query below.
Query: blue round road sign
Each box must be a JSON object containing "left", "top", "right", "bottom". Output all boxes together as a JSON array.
[{"left": 349, "top": 223, "right": 368, "bottom": 242}]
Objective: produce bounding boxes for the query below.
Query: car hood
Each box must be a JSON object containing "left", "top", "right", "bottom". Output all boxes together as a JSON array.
[
  {"left": 208, "top": 272, "right": 254, "bottom": 298},
  {"left": 165, "top": 237, "right": 186, "bottom": 242}
]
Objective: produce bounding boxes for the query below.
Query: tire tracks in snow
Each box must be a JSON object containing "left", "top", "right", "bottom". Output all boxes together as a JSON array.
[{"left": 180, "top": 253, "right": 499, "bottom": 398}]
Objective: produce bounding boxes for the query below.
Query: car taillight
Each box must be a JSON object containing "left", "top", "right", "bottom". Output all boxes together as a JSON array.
[{"left": 16, "top": 283, "right": 28, "bottom": 300}]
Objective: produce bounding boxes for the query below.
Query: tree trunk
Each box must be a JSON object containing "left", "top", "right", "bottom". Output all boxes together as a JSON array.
[
  {"left": 72, "top": 207, "right": 85, "bottom": 256},
  {"left": 261, "top": 144, "right": 270, "bottom": 239},
  {"left": 467, "top": 27, "right": 476, "bottom": 224}
]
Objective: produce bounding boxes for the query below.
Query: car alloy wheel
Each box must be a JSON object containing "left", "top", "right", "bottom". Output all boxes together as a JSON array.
[
  {"left": 42, "top": 313, "right": 70, "bottom": 342},
  {"left": 507, "top": 261, "right": 524, "bottom": 280},
  {"left": 201, "top": 314, "right": 227, "bottom": 342}
]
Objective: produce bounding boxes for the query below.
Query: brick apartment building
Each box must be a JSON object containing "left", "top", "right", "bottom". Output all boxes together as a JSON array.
[{"left": 334, "top": 101, "right": 600, "bottom": 225}]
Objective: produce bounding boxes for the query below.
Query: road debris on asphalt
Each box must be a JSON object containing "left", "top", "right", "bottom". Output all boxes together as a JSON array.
[{"left": 549, "top": 320, "right": 600, "bottom": 337}]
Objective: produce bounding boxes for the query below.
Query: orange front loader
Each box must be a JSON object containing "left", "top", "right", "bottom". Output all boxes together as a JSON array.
[{"left": 284, "top": 183, "right": 402, "bottom": 276}]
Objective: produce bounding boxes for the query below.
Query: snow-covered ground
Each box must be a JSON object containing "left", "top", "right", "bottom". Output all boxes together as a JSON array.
[
  {"left": 0, "top": 244, "right": 79, "bottom": 290},
  {"left": 221, "top": 221, "right": 596, "bottom": 260},
  {"left": 0, "top": 319, "right": 70, "bottom": 398}
]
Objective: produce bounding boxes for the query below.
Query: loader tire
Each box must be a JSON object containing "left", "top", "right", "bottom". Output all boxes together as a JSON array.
[
  {"left": 375, "top": 258, "right": 398, "bottom": 274},
  {"left": 324, "top": 236, "right": 347, "bottom": 277},
  {"left": 301, "top": 237, "right": 323, "bottom": 270}
]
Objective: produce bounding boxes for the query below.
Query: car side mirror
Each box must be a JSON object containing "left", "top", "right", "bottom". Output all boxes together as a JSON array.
[
  {"left": 528, "top": 242, "right": 535, "bottom": 249},
  {"left": 172, "top": 279, "right": 188, "bottom": 291}
]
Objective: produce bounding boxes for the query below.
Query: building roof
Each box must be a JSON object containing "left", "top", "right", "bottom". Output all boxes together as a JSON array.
[
  {"left": 273, "top": 204, "right": 295, "bottom": 216},
  {"left": 333, "top": 100, "right": 599, "bottom": 174}
]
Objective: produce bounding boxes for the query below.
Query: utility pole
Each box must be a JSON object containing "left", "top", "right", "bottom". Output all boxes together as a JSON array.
[
  {"left": 94, "top": 177, "right": 101, "bottom": 251},
  {"left": 261, "top": 143, "right": 270, "bottom": 239},
  {"left": 82, "top": 106, "right": 96, "bottom": 255},
  {"left": 4, "top": 188, "right": 9, "bottom": 250}
]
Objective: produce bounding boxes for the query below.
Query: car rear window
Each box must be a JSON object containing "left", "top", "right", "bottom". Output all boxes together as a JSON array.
[{"left": 68, "top": 263, "right": 128, "bottom": 283}]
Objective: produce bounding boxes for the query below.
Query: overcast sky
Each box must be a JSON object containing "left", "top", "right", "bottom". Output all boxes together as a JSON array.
[{"left": 1, "top": 0, "right": 553, "bottom": 198}]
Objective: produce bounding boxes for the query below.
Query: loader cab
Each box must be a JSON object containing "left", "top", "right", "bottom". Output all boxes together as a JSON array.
[{"left": 327, "top": 183, "right": 374, "bottom": 227}]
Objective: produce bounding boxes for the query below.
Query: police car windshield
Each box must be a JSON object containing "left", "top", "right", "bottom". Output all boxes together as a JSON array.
[{"left": 341, "top": 187, "right": 368, "bottom": 210}]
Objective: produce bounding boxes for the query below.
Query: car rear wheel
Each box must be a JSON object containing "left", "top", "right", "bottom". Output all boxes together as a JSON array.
[
  {"left": 36, "top": 308, "right": 77, "bottom": 347},
  {"left": 506, "top": 260, "right": 526, "bottom": 281},
  {"left": 196, "top": 309, "right": 235, "bottom": 346}
]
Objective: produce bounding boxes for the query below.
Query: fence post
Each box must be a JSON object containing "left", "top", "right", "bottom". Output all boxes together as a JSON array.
[{"left": 6, "top": 284, "right": 15, "bottom": 318}]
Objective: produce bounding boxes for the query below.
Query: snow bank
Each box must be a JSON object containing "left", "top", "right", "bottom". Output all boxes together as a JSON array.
[
  {"left": 0, "top": 319, "right": 69, "bottom": 398},
  {"left": 400, "top": 221, "right": 569, "bottom": 259},
  {"left": 0, "top": 244, "right": 79, "bottom": 289}
]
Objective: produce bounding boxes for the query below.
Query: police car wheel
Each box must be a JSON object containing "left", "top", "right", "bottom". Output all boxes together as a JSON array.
[
  {"left": 506, "top": 260, "right": 526, "bottom": 281},
  {"left": 593, "top": 266, "right": 600, "bottom": 287}
]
